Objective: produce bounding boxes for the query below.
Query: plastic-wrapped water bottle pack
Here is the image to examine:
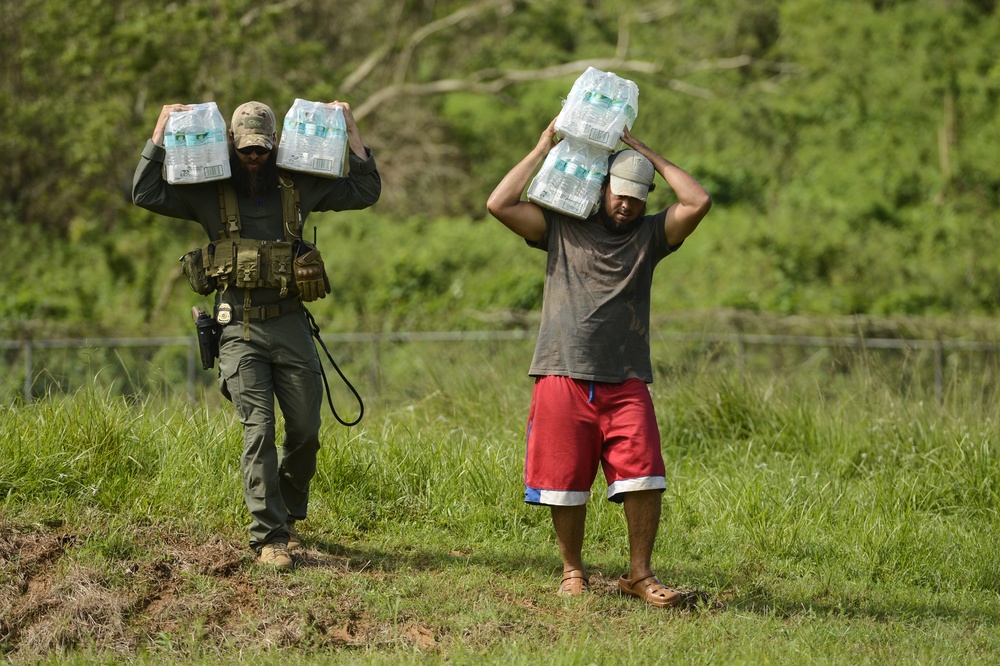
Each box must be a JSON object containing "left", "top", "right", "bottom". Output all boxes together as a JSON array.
[
  {"left": 163, "top": 102, "right": 231, "bottom": 185},
  {"left": 276, "top": 99, "right": 348, "bottom": 178},
  {"left": 527, "top": 141, "right": 609, "bottom": 219},
  {"left": 528, "top": 68, "right": 639, "bottom": 219},
  {"left": 554, "top": 67, "right": 639, "bottom": 152}
]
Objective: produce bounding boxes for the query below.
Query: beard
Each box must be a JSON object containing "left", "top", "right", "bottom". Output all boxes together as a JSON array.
[
  {"left": 230, "top": 151, "right": 279, "bottom": 202},
  {"left": 597, "top": 197, "right": 646, "bottom": 235}
]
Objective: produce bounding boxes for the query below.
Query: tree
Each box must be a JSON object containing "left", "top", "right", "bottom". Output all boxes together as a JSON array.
[{"left": 1, "top": 0, "right": 762, "bottom": 232}]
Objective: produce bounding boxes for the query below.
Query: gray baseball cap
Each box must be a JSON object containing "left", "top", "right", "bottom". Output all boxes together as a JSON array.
[{"left": 608, "top": 149, "right": 655, "bottom": 200}]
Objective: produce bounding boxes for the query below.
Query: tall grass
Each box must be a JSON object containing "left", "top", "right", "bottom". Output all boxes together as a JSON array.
[{"left": 3, "top": 343, "right": 1000, "bottom": 663}]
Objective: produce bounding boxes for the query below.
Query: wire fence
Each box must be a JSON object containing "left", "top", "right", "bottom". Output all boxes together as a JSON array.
[{"left": 2, "top": 329, "right": 999, "bottom": 407}]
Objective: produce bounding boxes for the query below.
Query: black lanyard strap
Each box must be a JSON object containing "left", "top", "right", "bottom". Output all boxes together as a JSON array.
[{"left": 304, "top": 307, "right": 364, "bottom": 427}]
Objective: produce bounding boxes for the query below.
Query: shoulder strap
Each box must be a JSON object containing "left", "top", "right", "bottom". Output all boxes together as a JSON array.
[
  {"left": 279, "top": 174, "right": 302, "bottom": 240},
  {"left": 217, "top": 177, "right": 300, "bottom": 241},
  {"left": 217, "top": 182, "right": 241, "bottom": 240}
]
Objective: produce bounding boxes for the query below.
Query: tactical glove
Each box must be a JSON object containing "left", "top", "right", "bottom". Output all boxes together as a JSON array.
[{"left": 294, "top": 243, "right": 331, "bottom": 302}]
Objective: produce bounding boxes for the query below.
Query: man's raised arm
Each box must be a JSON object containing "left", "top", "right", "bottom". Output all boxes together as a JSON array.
[
  {"left": 621, "top": 127, "right": 712, "bottom": 247},
  {"left": 486, "top": 118, "right": 559, "bottom": 242}
]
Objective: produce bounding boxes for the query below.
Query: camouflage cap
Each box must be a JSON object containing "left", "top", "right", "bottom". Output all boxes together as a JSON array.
[{"left": 231, "top": 101, "right": 276, "bottom": 151}]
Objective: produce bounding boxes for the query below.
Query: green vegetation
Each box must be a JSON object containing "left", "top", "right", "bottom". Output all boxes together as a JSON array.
[
  {"left": 3, "top": 348, "right": 1000, "bottom": 663},
  {"left": 2, "top": 1, "right": 1000, "bottom": 337}
]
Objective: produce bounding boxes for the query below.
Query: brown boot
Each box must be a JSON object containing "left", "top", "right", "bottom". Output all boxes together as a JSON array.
[
  {"left": 287, "top": 523, "right": 303, "bottom": 552},
  {"left": 258, "top": 542, "right": 293, "bottom": 570}
]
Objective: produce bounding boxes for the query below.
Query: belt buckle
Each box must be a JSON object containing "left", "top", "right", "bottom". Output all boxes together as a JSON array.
[{"left": 258, "top": 303, "right": 279, "bottom": 321}]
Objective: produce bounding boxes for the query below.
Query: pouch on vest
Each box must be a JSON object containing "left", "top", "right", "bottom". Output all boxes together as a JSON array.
[
  {"left": 208, "top": 239, "right": 236, "bottom": 289},
  {"left": 268, "top": 241, "right": 295, "bottom": 297},
  {"left": 235, "top": 243, "right": 263, "bottom": 288},
  {"left": 179, "top": 247, "right": 217, "bottom": 295}
]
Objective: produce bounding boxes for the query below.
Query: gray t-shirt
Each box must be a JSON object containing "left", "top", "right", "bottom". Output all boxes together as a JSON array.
[{"left": 527, "top": 209, "right": 676, "bottom": 383}]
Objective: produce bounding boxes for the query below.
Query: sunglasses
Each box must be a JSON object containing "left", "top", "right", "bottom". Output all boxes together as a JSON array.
[{"left": 238, "top": 145, "right": 271, "bottom": 156}]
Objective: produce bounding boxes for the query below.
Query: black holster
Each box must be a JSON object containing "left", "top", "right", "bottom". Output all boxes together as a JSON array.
[{"left": 192, "top": 307, "right": 220, "bottom": 370}]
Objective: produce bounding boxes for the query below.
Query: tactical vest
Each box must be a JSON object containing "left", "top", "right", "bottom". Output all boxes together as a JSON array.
[{"left": 180, "top": 175, "right": 305, "bottom": 339}]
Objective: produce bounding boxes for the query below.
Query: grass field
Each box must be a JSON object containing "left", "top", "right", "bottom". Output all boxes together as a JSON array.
[{"left": 3, "top": 339, "right": 1000, "bottom": 664}]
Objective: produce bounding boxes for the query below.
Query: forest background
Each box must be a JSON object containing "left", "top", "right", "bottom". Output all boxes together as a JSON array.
[{"left": 1, "top": 0, "right": 999, "bottom": 342}]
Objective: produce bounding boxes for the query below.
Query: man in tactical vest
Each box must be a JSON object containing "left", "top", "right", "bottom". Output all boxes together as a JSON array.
[{"left": 133, "top": 100, "right": 381, "bottom": 569}]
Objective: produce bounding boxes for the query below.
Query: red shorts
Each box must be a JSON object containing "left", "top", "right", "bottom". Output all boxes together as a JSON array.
[{"left": 523, "top": 376, "right": 666, "bottom": 506}]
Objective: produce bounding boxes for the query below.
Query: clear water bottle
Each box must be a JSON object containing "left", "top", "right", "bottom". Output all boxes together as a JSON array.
[
  {"left": 583, "top": 152, "right": 610, "bottom": 215},
  {"left": 529, "top": 140, "right": 576, "bottom": 216},
  {"left": 608, "top": 78, "right": 639, "bottom": 142},
  {"left": 552, "top": 145, "right": 590, "bottom": 217},
  {"left": 554, "top": 67, "right": 602, "bottom": 144},
  {"left": 163, "top": 102, "right": 230, "bottom": 184},
  {"left": 582, "top": 72, "right": 616, "bottom": 148},
  {"left": 277, "top": 99, "right": 348, "bottom": 177}
]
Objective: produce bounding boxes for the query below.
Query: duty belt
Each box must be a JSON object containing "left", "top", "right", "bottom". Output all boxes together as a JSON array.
[{"left": 228, "top": 296, "right": 302, "bottom": 322}]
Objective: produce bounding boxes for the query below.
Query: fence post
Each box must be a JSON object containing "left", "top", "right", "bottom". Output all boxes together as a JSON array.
[
  {"left": 934, "top": 339, "right": 944, "bottom": 405},
  {"left": 22, "top": 338, "right": 33, "bottom": 403},
  {"left": 369, "top": 335, "right": 381, "bottom": 399},
  {"left": 187, "top": 337, "right": 197, "bottom": 402},
  {"left": 736, "top": 335, "right": 746, "bottom": 376}
]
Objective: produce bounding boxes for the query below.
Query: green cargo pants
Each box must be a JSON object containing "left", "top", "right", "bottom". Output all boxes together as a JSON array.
[{"left": 217, "top": 307, "right": 324, "bottom": 550}]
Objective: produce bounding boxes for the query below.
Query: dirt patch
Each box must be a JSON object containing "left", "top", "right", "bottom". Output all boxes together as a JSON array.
[
  {"left": 0, "top": 520, "right": 414, "bottom": 662},
  {"left": 1, "top": 518, "right": 720, "bottom": 662}
]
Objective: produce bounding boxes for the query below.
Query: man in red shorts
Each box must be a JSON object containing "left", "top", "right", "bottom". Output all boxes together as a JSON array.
[{"left": 486, "top": 117, "right": 711, "bottom": 607}]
